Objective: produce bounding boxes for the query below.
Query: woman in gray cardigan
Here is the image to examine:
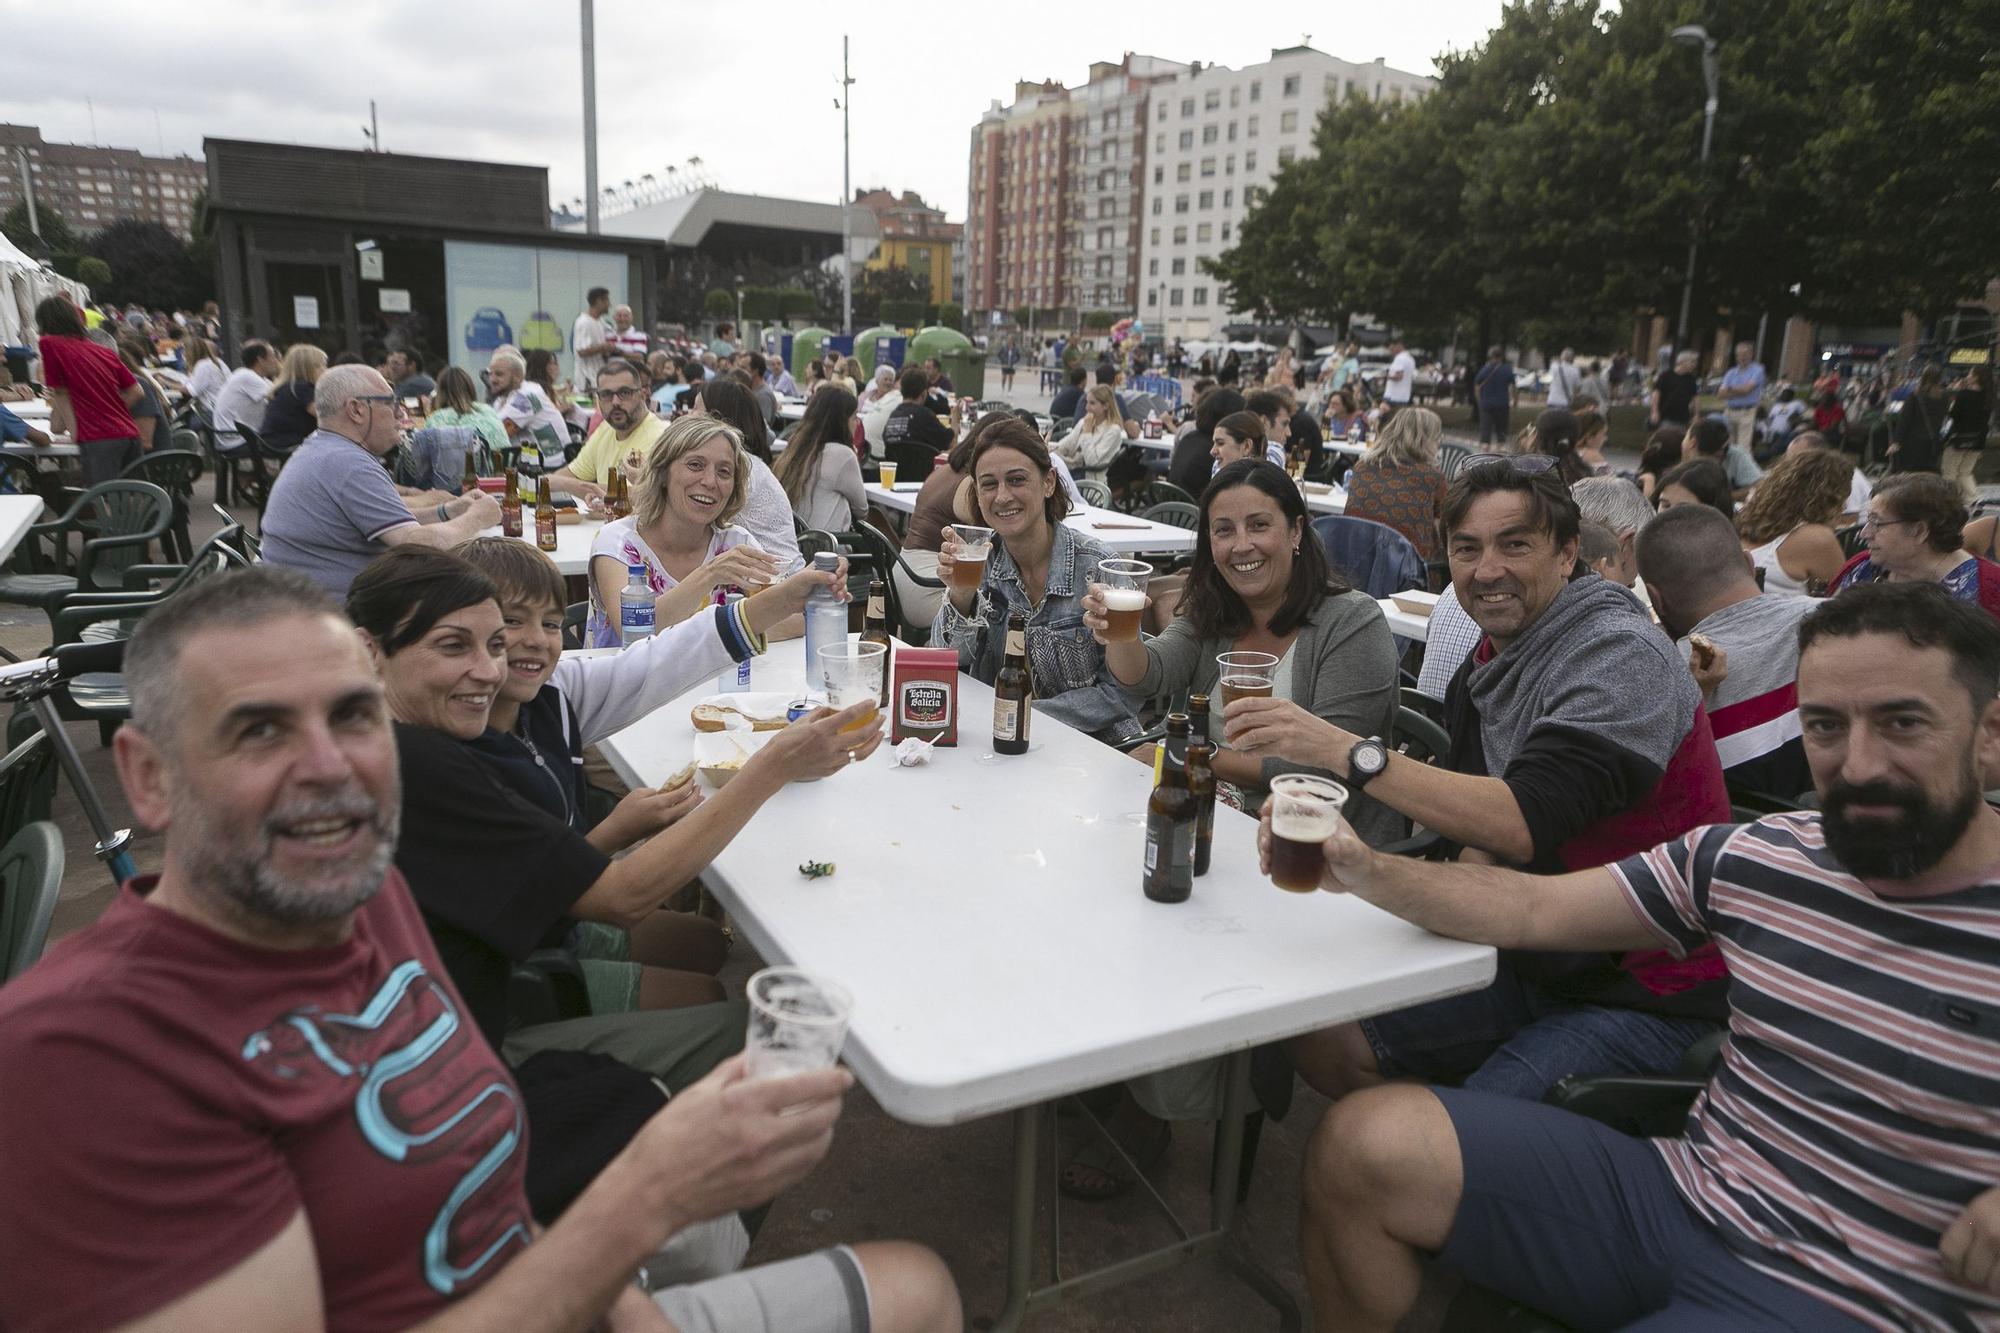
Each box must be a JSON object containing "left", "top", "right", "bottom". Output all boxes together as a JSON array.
[{"left": 1082, "top": 458, "right": 1402, "bottom": 845}]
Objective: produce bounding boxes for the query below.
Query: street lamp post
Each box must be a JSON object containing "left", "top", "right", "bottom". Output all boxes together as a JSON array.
[
  {"left": 735, "top": 275, "right": 745, "bottom": 338},
  {"left": 1672, "top": 24, "right": 1719, "bottom": 360}
]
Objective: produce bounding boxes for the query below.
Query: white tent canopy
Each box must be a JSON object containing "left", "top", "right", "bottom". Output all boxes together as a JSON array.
[{"left": 0, "top": 230, "right": 92, "bottom": 350}]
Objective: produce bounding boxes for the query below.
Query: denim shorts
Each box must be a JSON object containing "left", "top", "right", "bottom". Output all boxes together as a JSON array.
[
  {"left": 1359, "top": 962, "right": 1719, "bottom": 1099},
  {"left": 1434, "top": 1087, "right": 1875, "bottom": 1332}
]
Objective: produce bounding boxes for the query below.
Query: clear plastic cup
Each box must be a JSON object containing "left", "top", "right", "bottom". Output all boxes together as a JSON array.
[
  {"left": 1094, "top": 558, "right": 1153, "bottom": 642},
  {"left": 949, "top": 524, "right": 994, "bottom": 591},
  {"left": 878, "top": 460, "right": 899, "bottom": 488},
  {"left": 1267, "top": 775, "right": 1348, "bottom": 893},
  {"left": 818, "top": 641, "right": 887, "bottom": 734},
  {"left": 1216, "top": 650, "right": 1280, "bottom": 710},
  {"left": 745, "top": 967, "right": 854, "bottom": 1080}
]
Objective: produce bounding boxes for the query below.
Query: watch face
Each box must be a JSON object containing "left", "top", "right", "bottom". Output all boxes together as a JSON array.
[{"left": 1355, "top": 741, "right": 1388, "bottom": 776}]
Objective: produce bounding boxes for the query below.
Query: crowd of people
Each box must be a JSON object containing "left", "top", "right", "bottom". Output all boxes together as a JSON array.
[{"left": 1, "top": 298, "right": 1999, "bottom": 1332}]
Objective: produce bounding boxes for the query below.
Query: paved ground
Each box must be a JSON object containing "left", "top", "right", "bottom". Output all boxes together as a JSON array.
[{"left": 22, "top": 420, "right": 1468, "bottom": 1332}]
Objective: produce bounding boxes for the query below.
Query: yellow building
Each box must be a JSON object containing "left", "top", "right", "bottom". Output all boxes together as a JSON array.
[{"left": 856, "top": 188, "right": 961, "bottom": 300}]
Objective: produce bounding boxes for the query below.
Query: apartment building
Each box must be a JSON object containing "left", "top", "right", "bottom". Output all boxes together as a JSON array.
[
  {"left": 854, "top": 187, "right": 963, "bottom": 300},
  {"left": 965, "top": 54, "right": 1184, "bottom": 324},
  {"left": 0, "top": 123, "right": 206, "bottom": 238},
  {"left": 1136, "top": 47, "right": 1433, "bottom": 341}
]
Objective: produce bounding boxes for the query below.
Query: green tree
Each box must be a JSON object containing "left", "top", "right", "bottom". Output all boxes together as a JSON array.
[
  {"left": 81, "top": 220, "right": 205, "bottom": 311},
  {"left": 75, "top": 256, "right": 112, "bottom": 289},
  {"left": 1, "top": 203, "right": 77, "bottom": 264},
  {"left": 1208, "top": 0, "right": 2000, "bottom": 347},
  {"left": 702, "top": 288, "right": 734, "bottom": 317}
]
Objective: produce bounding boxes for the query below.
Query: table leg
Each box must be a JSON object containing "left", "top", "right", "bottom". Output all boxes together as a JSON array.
[
  {"left": 1212, "top": 1050, "right": 1303, "bottom": 1332},
  {"left": 989, "top": 1102, "right": 1042, "bottom": 1333}
]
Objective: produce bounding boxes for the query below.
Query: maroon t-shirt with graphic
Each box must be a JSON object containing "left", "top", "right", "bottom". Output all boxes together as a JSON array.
[{"left": 0, "top": 871, "right": 535, "bottom": 1332}]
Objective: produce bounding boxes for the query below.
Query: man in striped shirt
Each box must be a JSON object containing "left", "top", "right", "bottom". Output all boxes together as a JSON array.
[
  {"left": 1285, "top": 581, "right": 2000, "bottom": 1331},
  {"left": 1640, "top": 502, "right": 1817, "bottom": 800}
]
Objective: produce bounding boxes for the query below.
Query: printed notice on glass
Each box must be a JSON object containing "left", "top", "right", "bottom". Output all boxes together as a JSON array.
[{"left": 293, "top": 296, "right": 320, "bottom": 329}]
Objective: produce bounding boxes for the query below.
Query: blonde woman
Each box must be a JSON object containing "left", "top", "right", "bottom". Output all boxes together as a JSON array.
[
  {"left": 1051, "top": 385, "right": 1127, "bottom": 475},
  {"left": 1733, "top": 447, "right": 1852, "bottom": 596},
  {"left": 1342, "top": 405, "right": 1447, "bottom": 560},
  {"left": 585, "top": 414, "right": 788, "bottom": 645},
  {"left": 258, "top": 342, "right": 328, "bottom": 450},
  {"left": 182, "top": 334, "right": 228, "bottom": 413}
]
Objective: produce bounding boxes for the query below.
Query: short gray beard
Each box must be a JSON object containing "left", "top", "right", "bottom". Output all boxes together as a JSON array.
[{"left": 172, "top": 786, "right": 401, "bottom": 928}]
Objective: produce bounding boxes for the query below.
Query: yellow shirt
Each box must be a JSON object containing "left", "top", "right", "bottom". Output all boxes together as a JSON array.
[{"left": 568, "top": 411, "right": 668, "bottom": 485}]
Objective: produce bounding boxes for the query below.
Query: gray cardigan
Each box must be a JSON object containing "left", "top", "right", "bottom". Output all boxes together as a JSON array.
[{"left": 1123, "top": 589, "right": 1402, "bottom": 846}]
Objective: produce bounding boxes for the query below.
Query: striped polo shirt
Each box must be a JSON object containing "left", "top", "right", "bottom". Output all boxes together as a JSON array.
[{"left": 1612, "top": 814, "right": 2000, "bottom": 1331}]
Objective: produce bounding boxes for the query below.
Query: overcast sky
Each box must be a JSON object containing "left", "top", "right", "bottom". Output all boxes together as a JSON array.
[{"left": 4, "top": 0, "right": 1513, "bottom": 223}]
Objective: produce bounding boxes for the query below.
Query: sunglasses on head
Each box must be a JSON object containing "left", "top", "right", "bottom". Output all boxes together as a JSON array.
[{"left": 1465, "top": 453, "right": 1558, "bottom": 477}]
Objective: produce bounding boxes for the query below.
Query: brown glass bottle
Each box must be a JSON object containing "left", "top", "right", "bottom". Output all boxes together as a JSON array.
[
  {"left": 1143, "top": 713, "right": 1195, "bottom": 903},
  {"left": 461, "top": 450, "right": 479, "bottom": 495},
  {"left": 535, "top": 475, "right": 557, "bottom": 551},
  {"left": 501, "top": 468, "right": 522, "bottom": 537},
  {"left": 857, "top": 579, "right": 896, "bottom": 707},
  {"left": 992, "top": 610, "right": 1031, "bottom": 756},
  {"left": 608, "top": 469, "right": 630, "bottom": 519},
  {"left": 1187, "top": 693, "right": 1216, "bottom": 876}
]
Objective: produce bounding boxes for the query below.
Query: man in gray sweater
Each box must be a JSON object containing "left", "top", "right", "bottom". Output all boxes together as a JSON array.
[{"left": 1226, "top": 458, "right": 1732, "bottom": 1099}]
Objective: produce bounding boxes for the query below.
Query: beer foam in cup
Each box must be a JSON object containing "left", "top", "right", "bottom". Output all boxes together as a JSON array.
[
  {"left": 1273, "top": 804, "right": 1342, "bottom": 842},
  {"left": 1102, "top": 587, "right": 1146, "bottom": 612}
]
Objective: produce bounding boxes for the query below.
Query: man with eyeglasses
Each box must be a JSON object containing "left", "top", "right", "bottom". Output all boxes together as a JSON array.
[
  {"left": 262, "top": 365, "right": 503, "bottom": 598},
  {"left": 549, "top": 358, "right": 665, "bottom": 496},
  {"left": 1225, "top": 454, "right": 1732, "bottom": 1100}
]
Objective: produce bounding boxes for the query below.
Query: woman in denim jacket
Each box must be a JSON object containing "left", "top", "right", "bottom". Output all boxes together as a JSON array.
[{"left": 931, "top": 417, "right": 1140, "bottom": 744}]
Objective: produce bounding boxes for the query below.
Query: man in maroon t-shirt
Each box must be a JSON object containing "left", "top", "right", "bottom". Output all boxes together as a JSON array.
[
  {"left": 33, "top": 294, "right": 143, "bottom": 485},
  {"left": 1225, "top": 458, "right": 1730, "bottom": 1100},
  {"left": 0, "top": 568, "right": 959, "bottom": 1333}
]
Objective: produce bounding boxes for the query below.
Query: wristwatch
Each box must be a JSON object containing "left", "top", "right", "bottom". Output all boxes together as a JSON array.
[{"left": 1346, "top": 736, "right": 1390, "bottom": 792}]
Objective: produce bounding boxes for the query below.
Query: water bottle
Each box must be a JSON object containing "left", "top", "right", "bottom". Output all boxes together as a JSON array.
[
  {"left": 717, "top": 591, "right": 751, "bottom": 692},
  {"left": 801, "top": 551, "right": 846, "bottom": 696},
  {"left": 1347, "top": 415, "right": 1364, "bottom": 446},
  {"left": 618, "top": 564, "right": 655, "bottom": 646}
]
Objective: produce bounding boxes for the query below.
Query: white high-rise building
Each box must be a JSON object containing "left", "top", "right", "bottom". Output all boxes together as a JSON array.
[{"left": 1137, "top": 47, "right": 1434, "bottom": 343}]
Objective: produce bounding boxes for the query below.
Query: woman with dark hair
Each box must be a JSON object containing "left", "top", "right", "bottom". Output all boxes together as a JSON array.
[
  {"left": 1635, "top": 425, "right": 1685, "bottom": 501},
  {"left": 36, "top": 294, "right": 143, "bottom": 483},
  {"left": 1210, "top": 410, "right": 1274, "bottom": 469},
  {"left": 1168, "top": 386, "right": 1244, "bottom": 496},
  {"left": 1829, "top": 472, "right": 2000, "bottom": 619},
  {"left": 774, "top": 385, "right": 865, "bottom": 532},
  {"left": 1655, "top": 458, "right": 1736, "bottom": 522},
  {"left": 1523, "top": 406, "right": 1593, "bottom": 486},
  {"left": 896, "top": 415, "right": 1001, "bottom": 627},
  {"left": 694, "top": 376, "right": 804, "bottom": 574},
  {"left": 1088, "top": 458, "right": 1400, "bottom": 836},
  {"left": 344, "top": 544, "right": 878, "bottom": 1236},
  {"left": 1944, "top": 364, "right": 1992, "bottom": 500},
  {"left": 112, "top": 332, "right": 173, "bottom": 453},
  {"left": 933, "top": 417, "right": 1138, "bottom": 742}
]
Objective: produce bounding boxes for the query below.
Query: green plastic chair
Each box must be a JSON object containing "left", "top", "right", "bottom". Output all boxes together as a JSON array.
[
  {"left": 1076, "top": 478, "right": 1114, "bottom": 509},
  {"left": 1139, "top": 500, "right": 1200, "bottom": 530},
  {"left": 0, "top": 816, "right": 61, "bottom": 982}
]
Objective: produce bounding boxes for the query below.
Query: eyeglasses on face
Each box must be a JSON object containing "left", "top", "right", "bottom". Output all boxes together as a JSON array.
[{"left": 599, "top": 386, "right": 645, "bottom": 402}]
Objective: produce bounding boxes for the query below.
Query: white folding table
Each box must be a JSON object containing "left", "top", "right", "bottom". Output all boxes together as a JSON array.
[
  {"left": 0, "top": 495, "right": 43, "bottom": 563},
  {"left": 1377, "top": 598, "right": 1433, "bottom": 643},
  {"left": 862, "top": 483, "right": 1197, "bottom": 557},
  {"left": 597, "top": 648, "right": 1492, "bottom": 1329}
]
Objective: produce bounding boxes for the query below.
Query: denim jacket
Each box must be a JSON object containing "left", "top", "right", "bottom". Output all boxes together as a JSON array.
[{"left": 931, "top": 522, "right": 1141, "bottom": 743}]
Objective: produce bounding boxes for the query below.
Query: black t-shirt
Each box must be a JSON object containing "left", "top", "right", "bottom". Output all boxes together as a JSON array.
[
  {"left": 1168, "top": 430, "right": 1216, "bottom": 498},
  {"left": 1049, "top": 385, "right": 1085, "bottom": 420},
  {"left": 1654, "top": 371, "right": 1697, "bottom": 424},
  {"left": 259, "top": 380, "right": 317, "bottom": 451},
  {"left": 391, "top": 722, "right": 610, "bottom": 1046},
  {"left": 883, "top": 400, "right": 952, "bottom": 452}
]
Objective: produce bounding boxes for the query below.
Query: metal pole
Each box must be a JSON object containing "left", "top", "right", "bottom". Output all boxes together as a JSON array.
[
  {"left": 581, "top": 0, "right": 600, "bottom": 235},
  {"left": 841, "top": 35, "right": 854, "bottom": 335},
  {"left": 14, "top": 147, "right": 39, "bottom": 239},
  {"left": 1674, "top": 46, "right": 1718, "bottom": 355},
  {"left": 370, "top": 100, "right": 380, "bottom": 152}
]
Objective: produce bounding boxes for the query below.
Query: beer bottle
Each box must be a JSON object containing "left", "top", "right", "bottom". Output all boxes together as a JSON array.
[
  {"left": 461, "top": 450, "right": 480, "bottom": 496},
  {"left": 992, "top": 610, "right": 1031, "bottom": 756},
  {"left": 609, "top": 469, "right": 630, "bottom": 519},
  {"left": 535, "top": 475, "right": 557, "bottom": 551},
  {"left": 1142, "top": 713, "right": 1195, "bottom": 903},
  {"left": 501, "top": 467, "right": 522, "bottom": 538},
  {"left": 1187, "top": 693, "right": 1216, "bottom": 876},
  {"left": 859, "top": 578, "right": 895, "bottom": 709}
]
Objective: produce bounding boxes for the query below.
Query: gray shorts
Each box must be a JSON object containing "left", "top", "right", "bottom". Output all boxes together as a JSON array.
[{"left": 653, "top": 1244, "right": 870, "bottom": 1333}]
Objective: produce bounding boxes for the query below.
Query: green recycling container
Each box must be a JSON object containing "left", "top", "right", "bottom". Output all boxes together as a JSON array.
[
  {"left": 789, "top": 328, "right": 832, "bottom": 382},
  {"left": 906, "top": 327, "right": 983, "bottom": 399},
  {"left": 852, "top": 325, "right": 899, "bottom": 378}
]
